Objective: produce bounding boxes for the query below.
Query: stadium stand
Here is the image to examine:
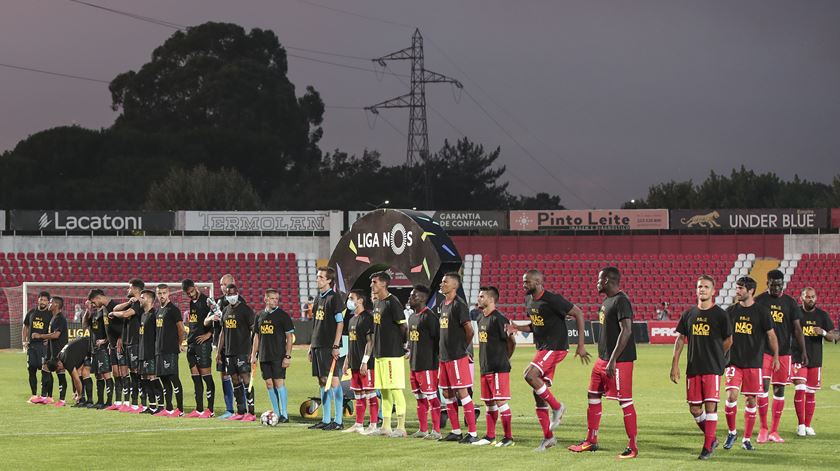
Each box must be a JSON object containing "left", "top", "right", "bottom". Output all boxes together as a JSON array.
[
  {"left": 0, "top": 252, "right": 302, "bottom": 322},
  {"left": 784, "top": 252, "right": 840, "bottom": 326}
]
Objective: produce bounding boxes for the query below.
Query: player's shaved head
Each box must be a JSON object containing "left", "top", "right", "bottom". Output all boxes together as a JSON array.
[{"left": 523, "top": 269, "right": 544, "bottom": 296}]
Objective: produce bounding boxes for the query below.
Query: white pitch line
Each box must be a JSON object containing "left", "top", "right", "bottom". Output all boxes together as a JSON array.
[{"left": 0, "top": 423, "right": 308, "bottom": 438}]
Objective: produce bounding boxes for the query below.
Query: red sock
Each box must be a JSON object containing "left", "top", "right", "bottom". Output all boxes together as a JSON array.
[
  {"left": 355, "top": 395, "right": 367, "bottom": 425},
  {"left": 695, "top": 412, "right": 706, "bottom": 432},
  {"left": 704, "top": 413, "right": 718, "bottom": 450},
  {"left": 485, "top": 405, "right": 498, "bottom": 438},
  {"left": 446, "top": 399, "right": 461, "bottom": 432},
  {"left": 621, "top": 401, "right": 638, "bottom": 451},
  {"left": 744, "top": 406, "right": 757, "bottom": 440},
  {"left": 587, "top": 399, "right": 602, "bottom": 443},
  {"left": 368, "top": 395, "right": 379, "bottom": 425},
  {"left": 417, "top": 397, "right": 429, "bottom": 432},
  {"left": 536, "top": 407, "right": 552, "bottom": 439},
  {"left": 757, "top": 394, "right": 769, "bottom": 429},
  {"left": 770, "top": 396, "right": 784, "bottom": 433},
  {"left": 500, "top": 404, "right": 512, "bottom": 439},
  {"left": 429, "top": 397, "right": 442, "bottom": 432},
  {"left": 724, "top": 401, "right": 737, "bottom": 432},
  {"left": 804, "top": 392, "right": 816, "bottom": 427},
  {"left": 462, "top": 396, "right": 477, "bottom": 434},
  {"left": 535, "top": 384, "right": 561, "bottom": 410},
  {"left": 794, "top": 388, "right": 806, "bottom": 425}
]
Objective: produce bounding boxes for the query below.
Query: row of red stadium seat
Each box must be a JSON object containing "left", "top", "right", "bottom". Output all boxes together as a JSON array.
[{"left": 0, "top": 252, "right": 296, "bottom": 262}]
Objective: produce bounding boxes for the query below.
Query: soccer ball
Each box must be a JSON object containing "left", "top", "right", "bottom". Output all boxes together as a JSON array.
[{"left": 260, "top": 410, "right": 279, "bottom": 426}]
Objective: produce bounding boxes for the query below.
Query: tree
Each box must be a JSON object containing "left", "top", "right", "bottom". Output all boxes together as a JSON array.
[
  {"left": 511, "top": 192, "right": 565, "bottom": 209},
  {"left": 144, "top": 165, "right": 261, "bottom": 210}
]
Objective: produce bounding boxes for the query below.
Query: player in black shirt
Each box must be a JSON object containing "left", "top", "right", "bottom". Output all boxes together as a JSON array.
[
  {"left": 670, "top": 275, "right": 733, "bottom": 459},
  {"left": 182, "top": 279, "right": 217, "bottom": 418},
  {"left": 307, "top": 266, "right": 346, "bottom": 431},
  {"left": 754, "top": 269, "right": 807, "bottom": 444},
  {"left": 216, "top": 283, "right": 257, "bottom": 421},
  {"left": 570, "top": 267, "right": 637, "bottom": 459},
  {"left": 722, "top": 276, "right": 779, "bottom": 451},
  {"left": 33, "top": 296, "right": 68, "bottom": 406},
  {"left": 109, "top": 278, "right": 145, "bottom": 413},
  {"left": 405, "top": 285, "right": 441, "bottom": 439},
  {"left": 89, "top": 289, "right": 124, "bottom": 410},
  {"left": 213, "top": 273, "right": 236, "bottom": 419},
  {"left": 250, "top": 289, "right": 295, "bottom": 422},
  {"left": 87, "top": 289, "right": 115, "bottom": 409},
  {"left": 22, "top": 291, "right": 51, "bottom": 403},
  {"left": 137, "top": 289, "right": 162, "bottom": 414},
  {"left": 46, "top": 336, "right": 90, "bottom": 405},
  {"left": 507, "top": 270, "right": 590, "bottom": 451},
  {"left": 153, "top": 284, "right": 186, "bottom": 417},
  {"left": 792, "top": 287, "right": 838, "bottom": 437},
  {"left": 368, "top": 271, "right": 409, "bottom": 438},
  {"left": 342, "top": 289, "right": 378, "bottom": 434},
  {"left": 474, "top": 286, "right": 516, "bottom": 448}
]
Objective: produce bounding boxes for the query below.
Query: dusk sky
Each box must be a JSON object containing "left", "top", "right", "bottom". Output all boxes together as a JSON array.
[{"left": 2, "top": 0, "right": 839, "bottom": 208}]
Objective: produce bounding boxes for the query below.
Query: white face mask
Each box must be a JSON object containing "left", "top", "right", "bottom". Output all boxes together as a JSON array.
[
  {"left": 225, "top": 295, "right": 238, "bottom": 305},
  {"left": 346, "top": 299, "right": 357, "bottom": 311}
]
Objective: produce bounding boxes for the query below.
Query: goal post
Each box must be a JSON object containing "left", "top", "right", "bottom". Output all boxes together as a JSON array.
[{"left": 3, "top": 281, "right": 214, "bottom": 349}]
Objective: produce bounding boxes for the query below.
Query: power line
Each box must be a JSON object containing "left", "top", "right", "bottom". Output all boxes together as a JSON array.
[
  {"left": 295, "top": 0, "right": 415, "bottom": 29},
  {"left": 67, "top": 0, "right": 185, "bottom": 29},
  {"left": 286, "top": 53, "right": 408, "bottom": 77},
  {"left": 0, "top": 62, "right": 109, "bottom": 84}
]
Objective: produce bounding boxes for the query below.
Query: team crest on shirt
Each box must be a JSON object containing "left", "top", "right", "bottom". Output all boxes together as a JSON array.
[
  {"left": 598, "top": 307, "right": 606, "bottom": 324},
  {"left": 373, "top": 312, "right": 381, "bottom": 324},
  {"left": 440, "top": 317, "right": 449, "bottom": 329},
  {"left": 409, "top": 328, "right": 420, "bottom": 341},
  {"left": 315, "top": 308, "right": 325, "bottom": 321},
  {"left": 478, "top": 331, "right": 488, "bottom": 343}
]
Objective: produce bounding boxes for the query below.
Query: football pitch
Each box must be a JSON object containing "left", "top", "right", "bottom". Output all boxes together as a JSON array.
[{"left": 1, "top": 345, "right": 837, "bottom": 470}]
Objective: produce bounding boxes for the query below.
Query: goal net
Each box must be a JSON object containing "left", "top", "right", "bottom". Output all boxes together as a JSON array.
[{"left": 3, "top": 281, "right": 214, "bottom": 349}]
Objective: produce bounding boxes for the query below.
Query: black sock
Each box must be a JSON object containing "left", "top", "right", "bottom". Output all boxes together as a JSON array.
[
  {"left": 84, "top": 377, "right": 93, "bottom": 403},
  {"left": 202, "top": 374, "right": 216, "bottom": 413},
  {"left": 28, "top": 367, "right": 38, "bottom": 395},
  {"left": 121, "top": 375, "right": 129, "bottom": 404},
  {"left": 140, "top": 378, "right": 148, "bottom": 407},
  {"left": 96, "top": 378, "right": 105, "bottom": 404},
  {"left": 130, "top": 372, "right": 140, "bottom": 405},
  {"left": 160, "top": 377, "right": 173, "bottom": 410},
  {"left": 170, "top": 376, "right": 184, "bottom": 412},
  {"left": 113, "top": 375, "right": 123, "bottom": 403},
  {"left": 41, "top": 370, "right": 54, "bottom": 397},
  {"left": 233, "top": 383, "right": 246, "bottom": 414},
  {"left": 105, "top": 378, "right": 114, "bottom": 404},
  {"left": 57, "top": 373, "right": 67, "bottom": 401},
  {"left": 246, "top": 386, "right": 255, "bottom": 415},
  {"left": 192, "top": 375, "right": 204, "bottom": 412}
]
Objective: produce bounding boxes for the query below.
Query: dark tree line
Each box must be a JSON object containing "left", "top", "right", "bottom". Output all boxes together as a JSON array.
[
  {"left": 623, "top": 166, "right": 840, "bottom": 209},
  {"left": 0, "top": 22, "right": 564, "bottom": 212}
]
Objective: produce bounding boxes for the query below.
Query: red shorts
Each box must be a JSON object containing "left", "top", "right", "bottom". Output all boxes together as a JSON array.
[
  {"left": 528, "top": 349, "right": 568, "bottom": 386},
  {"left": 350, "top": 369, "right": 375, "bottom": 391},
  {"left": 410, "top": 369, "right": 439, "bottom": 395},
  {"left": 686, "top": 374, "right": 721, "bottom": 404},
  {"left": 762, "top": 354, "right": 791, "bottom": 385},
  {"left": 791, "top": 364, "right": 822, "bottom": 390},
  {"left": 439, "top": 357, "right": 473, "bottom": 389},
  {"left": 724, "top": 366, "right": 763, "bottom": 395},
  {"left": 588, "top": 358, "right": 633, "bottom": 401},
  {"left": 479, "top": 372, "right": 511, "bottom": 401}
]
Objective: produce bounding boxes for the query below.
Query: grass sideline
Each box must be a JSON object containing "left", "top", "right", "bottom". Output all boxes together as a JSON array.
[{"left": 1, "top": 344, "right": 838, "bottom": 470}]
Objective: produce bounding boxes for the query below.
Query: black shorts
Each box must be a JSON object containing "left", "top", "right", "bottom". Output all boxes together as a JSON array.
[
  {"left": 27, "top": 343, "right": 46, "bottom": 368},
  {"left": 260, "top": 360, "right": 287, "bottom": 380},
  {"left": 125, "top": 345, "right": 140, "bottom": 370},
  {"left": 311, "top": 348, "right": 343, "bottom": 378},
  {"left": 83, "top": 355, "right": 92, "bottom": 368},
  {"left": 155, "top": 353, "right": 179, "bottom": 376},
  {"left": 187, "top": 342, "right": 213, "bottom": 370},
  {"left": 91, "top": 349, "right": 111, "bottom": 375},
  {"left": 141, "top": 359, "right": 156, "bottom": 376},
  {"left": 109, "top": 346, "right": 127, "bottom": 367},
  {"left": 225, "top": 355, "right": 251, "bottom": 375}
]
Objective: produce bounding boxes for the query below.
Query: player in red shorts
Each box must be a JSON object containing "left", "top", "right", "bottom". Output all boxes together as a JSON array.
[
  {"left": 507, "top": 270, "right": 590, "bottom": 452},
  {"left": 474, "top": 286, "right": 516, "bottom": 448},
  {"left": 792, "top": 287, "right": 838, "bottom": 437},
  {"left": 406, "top": 285, "right": 442, "bottom": 439},
  {"left": 569, "top": 267, "right": 637, "bottom": 459},
  {"left": 436, "top": 272, "right": 479, "bottom": 444},
  {"left": 670, "top": 275, "right": 733, "bottom": 459},
  {"left": 754, "top": 269, "right": 808, "bottom": 443},
  {"left": 722, "top": 276, "right": 780, "bottom": 451},
  {"left": 342, "top": 289, "right": 378, "bottom": 434}
]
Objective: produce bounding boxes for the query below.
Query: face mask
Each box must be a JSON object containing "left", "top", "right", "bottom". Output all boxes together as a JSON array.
[
  {"left": 225, "top": 295, "right": 238, "bottom": 305},
  {"left": 346, "top": 299, "right": 357, "bottom": 311}
]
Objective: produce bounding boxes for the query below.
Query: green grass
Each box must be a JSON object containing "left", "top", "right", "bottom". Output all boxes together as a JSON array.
[{"left": 1, "top": 345, "right": 838, "bottom": 470}]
